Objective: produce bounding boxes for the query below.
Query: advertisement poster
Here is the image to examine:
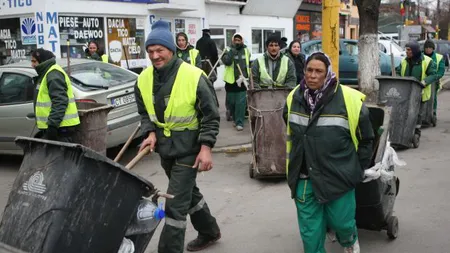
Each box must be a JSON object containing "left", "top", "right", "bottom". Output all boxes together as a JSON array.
[
  {"left": 59, "top": 16, "right": 105, "bottom": 58},
  {"left": 107, "top": 17, "right": 146, "bottom": 67},
  {"left": 0, "top": 18, "right": 37, "bottom": 66}
]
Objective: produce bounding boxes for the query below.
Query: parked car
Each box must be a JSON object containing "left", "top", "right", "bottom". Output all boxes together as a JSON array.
[
  {"left": 418, "top": 39, "right": 450, "bottom": 67},
  {"left": 378, "top": 39, "right": 406, "bottom": 58},
  {"left": 0, "top": 59, "right": 141, "bottom": 155},
  {"left": 302, "top": 39, "right": 402, "bottom": 86}
]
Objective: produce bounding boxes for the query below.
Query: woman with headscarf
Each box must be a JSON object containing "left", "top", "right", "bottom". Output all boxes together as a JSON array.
[
  {"left": 284, "top": 52, "right": 374, "bottom": 253},
  {"left": 176, "top": 32, "right": 202, "bottom": 69},
  {"left": 85, "top": 41, "right": 110, "bottom": 63},
  {"left": 285, "top": 40, "right": 306, "bottom": 84}
]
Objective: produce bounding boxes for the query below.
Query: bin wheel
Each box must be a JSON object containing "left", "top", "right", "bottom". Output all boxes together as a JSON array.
[
  {"left": 412, "top": 134, "right": 420, "bottom": 149},
  {"left": 387, "top": 216, "right": 399, "bottom": 239},
  {"left": 249, "top": 163, "right": 254, "bottom": 179},
  {"left": 431, "top": 115, "right": 437, "bottom": 127}
]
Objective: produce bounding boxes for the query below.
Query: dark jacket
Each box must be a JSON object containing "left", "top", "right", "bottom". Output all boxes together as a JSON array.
[
  {"left": 222, "top": 44, "right": 250, "bottom": 92},
  {"left": 196, "top": 33, "right": 219, "bottom": 69},
  {"left": 395, "top": 54, "right": 437, "bottom": 85},
  {"left": 135, "top": 57, "right": 220, "bottom": 159},
  {"left": 286, "top": 51, "right": 305, "bottom": 84},
  {"left": 283, "top": 83, "right": 374, "bottom": 203},
  {"left": 252, "top": 53, "right": 297, "bottom": 88},
  {"left": 176, "top": 45, "right": 202, "bottom": 69},
  {"left": 34, "top": 58, "right": 71, "bottom": 129}
]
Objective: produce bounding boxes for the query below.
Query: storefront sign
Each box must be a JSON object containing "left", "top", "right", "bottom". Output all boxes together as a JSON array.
[
  {"left": 35, "top": 11, "right": 60, "bottom": 56},
  {"left": 101, "top": 0, "right": 168, "bottom": 3},
  {"left": 59, "top": 16, "right": 104, "bottom": 40},
  {"left": 0, "top": 18, "right": 37, "bottom": 65},
  {"left": 2, "top": 0, "right": 33, "bottom": 9},
  {"left": 20, "top": 17, "right": 37, "bottom": 45},
  {"left": 107, "top": 17, "right": 145, "bottom": 66},
  {"left": 187, "top": 23, "right": 197, "bottom": 45}
]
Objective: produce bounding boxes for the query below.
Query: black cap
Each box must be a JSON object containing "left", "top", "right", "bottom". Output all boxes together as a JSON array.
[
  {"left": 202, "top": 29, "right": 210, "bottom": 33},
  {"left": 31, "top": 48, "right": 55, "bottom": 64},
  {"left": 424, "top": 40, "right": 435, "bottom": 50}
]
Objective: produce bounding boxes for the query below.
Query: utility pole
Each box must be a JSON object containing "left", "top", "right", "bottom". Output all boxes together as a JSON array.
[{"left": 322, "top": 0, "right": 340, "bottom": 79}]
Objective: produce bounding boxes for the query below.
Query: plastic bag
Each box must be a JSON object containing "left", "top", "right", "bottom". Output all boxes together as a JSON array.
[
  {"left": 118, "top": 238, "right": 135, "bottom": 253},
  {"left": 363, "top": 140, "right": 406, "bottom": 183}
]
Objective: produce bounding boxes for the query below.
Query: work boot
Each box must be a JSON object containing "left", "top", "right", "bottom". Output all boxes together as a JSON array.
[
  {"left": 186, "top": 233, "right": 221, "bottom": 252},
  {"left": 343, "top": 239, "right": 360, "bottom": 253},
  {"left": 236, "top": 125, "right": 244, "bottom": 131}
]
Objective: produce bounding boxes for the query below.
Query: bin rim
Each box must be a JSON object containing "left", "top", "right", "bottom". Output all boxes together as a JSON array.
[
  {"left": 246, "top": 87, "right": 293, "bottom": 95},
  {"left": 375, "top": 76, "right": 425, "bottom": 88},
  {"left": 14, "top": 136, "right": 155, "bottom": 193},
  {"left": 76, "top": 103, "right": 114, "bottom": 114}
]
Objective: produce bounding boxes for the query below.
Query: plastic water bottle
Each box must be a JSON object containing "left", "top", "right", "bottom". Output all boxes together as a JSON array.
[{"left": 125, "top": 199, "right": 165, "bottom": 236}]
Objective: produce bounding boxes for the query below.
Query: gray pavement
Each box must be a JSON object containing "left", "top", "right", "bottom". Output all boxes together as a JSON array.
[{"left": 1, "top": 91, "right": 450, "bottom": 252}]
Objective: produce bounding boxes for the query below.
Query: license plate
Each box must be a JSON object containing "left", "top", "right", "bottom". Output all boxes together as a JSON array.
[{"left": 111, "top": 94, "right": 136, "bottom": 107}]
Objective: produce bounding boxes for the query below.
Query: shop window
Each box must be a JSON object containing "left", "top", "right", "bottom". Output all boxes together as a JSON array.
[
  {"left": 251, "top": 29, "right": 283, "bottom": 54},
  {"left": 0, "top": 73, "right": 34, "bottom": 105},
  {"left": 175, "top": 19, "right": 185, "bottom": 34},
  {"left": 0, "top": 18, "right": 36, "bottom": 66},
  {"left": 59, "top": 16, "right": 106, "bottom": 59},
  {"left": 210, "top": 28, "right": 237, "bottom": 54}
]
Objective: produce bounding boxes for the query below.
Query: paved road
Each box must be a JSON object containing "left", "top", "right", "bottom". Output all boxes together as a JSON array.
[{"left": 1, "top": 92, "right": 450, "bottom": 252}]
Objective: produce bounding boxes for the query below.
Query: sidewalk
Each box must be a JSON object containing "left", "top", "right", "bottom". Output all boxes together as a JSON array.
[
  {"left": 213, "top": 89, "right": 252, "bottom": 151},
  {"left": 441, "top": 71, "right": 450, "bottom": 90}
]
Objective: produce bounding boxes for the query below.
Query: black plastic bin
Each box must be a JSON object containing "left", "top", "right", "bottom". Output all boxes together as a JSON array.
[
  {"left": 0, "top": 137, "right": 155, "bottom": 253},
  {"left": 73, "top": 102, "right": 114, "bottom": 155},
  {"left": 0, "top": 243, "right": 28, "bottom": 253},
  {"left": 421, "top": 82, "right": 437, "bottom": 127},
  {"left": 376, "top": 76, "right": 424, "bottom": 149},
  {"left": 355, "top": 105, "right": 400, "bottom": 239}
]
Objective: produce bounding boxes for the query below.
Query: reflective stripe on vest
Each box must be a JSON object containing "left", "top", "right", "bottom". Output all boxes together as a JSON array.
[
  {"left": 101, "top": 54, "right": 109, "bottom": 63},
  {"left": 285, "top": 85, "right": 365, "bottom": 175},
  {"left": 35, "top": 64, "right": 80, "bottom": 129},
  {"left": 400, "top": 55, "right": 432, "bottom": 101},
  {"left": 223, "top": 47, "right": 250, "bottom": 84},
  {"left": 137, "top": 62, "right": 201, "bottom": 137},
  {"left": 257, "top": 55, "right": 289, "bottom": 87}
]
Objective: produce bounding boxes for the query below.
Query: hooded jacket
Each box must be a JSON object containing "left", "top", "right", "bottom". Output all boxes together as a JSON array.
[
  {"left": 222, "top": 33, "right": 251, "bottom": 92},
  {"left": 176, "top": 32, "right": 202, "bottom": 69},
  {"left": 395, "top": 41, "right": 437, "bottom": 85}
]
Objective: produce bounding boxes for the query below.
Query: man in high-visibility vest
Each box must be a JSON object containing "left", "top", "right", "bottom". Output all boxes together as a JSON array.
[
  {"left": 423, "top": 40, "right": 446, "bottom": 121},
  {"left": 31, "top": 48, "right": 80, "bottom": 142},
  {"left": 252, "top": 35, "right": 297, "bottom": 89},
  {"left": 222, "top": 33, "right": 251, "bottom": 131},
  {"left": 135, "top": 21, "right": 221, "bottom": 253},
  {"left": 395, "top": 41, "right": 437, "bottom": 136},
  {"left": 176, "top": 32, "right": 202, "bottom": 69}
]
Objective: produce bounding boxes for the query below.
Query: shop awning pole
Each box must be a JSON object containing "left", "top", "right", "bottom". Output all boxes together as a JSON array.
[
  {"left": 322, "top": 0, "right": 340, "bottom": 79},
  {"left": 67, "top": 39, "right": 71, "bottom": 76}
]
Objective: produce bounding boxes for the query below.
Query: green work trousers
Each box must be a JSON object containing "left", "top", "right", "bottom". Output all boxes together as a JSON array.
[
  {"left": 226, "top": 91, "right": 246, "bottom": 127},
  {"left": 295, "top": 180, "right": 358, "bottom": 253},
  {"left": 158, "top": 155, "right": 220, "bottom": 253}
]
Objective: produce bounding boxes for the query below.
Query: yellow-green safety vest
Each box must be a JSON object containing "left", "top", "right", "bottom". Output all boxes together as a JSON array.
[
  {"left": 35, "top": 64, "right": 80, "bottom": 129},
  {"left": 400, "top": 55, "right": 432, "bottom": 101},
  {"left": 189, "top": 49, "right": 199, "bottom": 67},
  {"left": 101, "top": 54, "right": 109, "bottom": 63},
  {"left": 285, "top": 85, "right": 365, "bottom": 175},
  {"left": 223, "top": 47, "right": 250, "bottom": 84},
  {"left": 137, "top": 62, "right": 202, "bottom": 137},
  {"left": 257, "top": 55, "right": 289, "bottom": 87}
]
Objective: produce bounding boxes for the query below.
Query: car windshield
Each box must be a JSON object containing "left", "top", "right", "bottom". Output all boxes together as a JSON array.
[
  {"left": 66, "top": 62, "right": 136, "bottom": 89},
  {"left": 390, "top": 41, "right": 403, "bottom": 52}
]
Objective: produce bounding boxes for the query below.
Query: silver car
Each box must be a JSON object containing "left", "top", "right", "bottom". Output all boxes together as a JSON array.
[{"left": 0, "top": 59, "right": 141, "bottom": 155}]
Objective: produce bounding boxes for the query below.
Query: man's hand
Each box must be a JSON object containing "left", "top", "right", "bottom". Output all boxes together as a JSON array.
[
  {"left": 421, "top": 80, "right": 427, "bottom": 86},
  {"left": 139, "top": 132, "right": 156, "bottom": 153},
  {"left": 193, "top": 145, "right": 213, "bottom": 172}
]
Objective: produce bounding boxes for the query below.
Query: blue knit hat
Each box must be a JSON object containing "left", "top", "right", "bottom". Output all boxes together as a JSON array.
[{"left": 145, "top": 21, "right": 176, "bottom": 53}]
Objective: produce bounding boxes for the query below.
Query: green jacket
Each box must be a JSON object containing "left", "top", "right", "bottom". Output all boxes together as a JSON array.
[
  {"left": 428, "top": 52, "right": 446, "bottom": 81},
  {"left": 283, "top": 83, "right": 374, "bottom": 203},
  {"left": 135, "top": 57, "right": 220, "bottom": 159},
  {"left": 252, "top": 52, "right": 297, "bottom": 89},
  {"left": 395, "top": 54, "right": 438, "bottom": 85},
  {"left": 176, "top": 45, "right": 202, "bottom": 69},
  {"left": 222, "top": 44, "right": 250, "bottom": 92},
  {"left": 34, "top": 58, "right": 71, "bottom": 128}
]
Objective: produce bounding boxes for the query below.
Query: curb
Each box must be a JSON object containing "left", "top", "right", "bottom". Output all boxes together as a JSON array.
[{"left": 212, "top": 143, "right": 252, "bottom": 153}]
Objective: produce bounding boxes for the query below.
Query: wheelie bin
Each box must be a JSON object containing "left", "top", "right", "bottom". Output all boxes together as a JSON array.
[
  {"left": 376, "top": 76, "right": 425, "bottom": 149},
  {"left": 0, "top": 137, "right": 160, "bottom": 253},
  {"left": 355, "top": 105, "right": 401, "bottom": 239},
  {"left": 247, "top": 88, "right": 292, "bottom": 179},
  {"left": 421, "top": 82, "right": 437, "bottom": 127}
]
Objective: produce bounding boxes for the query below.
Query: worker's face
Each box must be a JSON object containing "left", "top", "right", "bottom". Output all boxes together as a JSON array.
[
  {"left": 424, "top": 47, "right": 434, "bottom": 55},
  {"left": 267, "top": 42, "right": 280, "bottom": 56},
  {"left": 305, "top": 59, "right": 327, "bottom": 90},
  {"left": 291, "top": 42, "right": 301, "bottom": 56},
  {"left": 147, "top": 45, "right": 174, "bottom": 69},
  {"left": 177, "top": 36, "right": 187, "bottom": 49},
  {"left": 88, "top": 43, "right": 98, "bottom": 55},
  {"left": 233, "top": 37, "right": 243, "bottom": 47},
  {"left": 31, "top": 56, "right": 39, "bottom": 69},
  {"left": 406, "top": 47, "right": 413, "bottom": 59}
]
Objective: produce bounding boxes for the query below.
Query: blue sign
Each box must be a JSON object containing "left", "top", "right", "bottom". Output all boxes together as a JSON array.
[{"left": 102, "top": 0, "right": 168, "bottom": 3}]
